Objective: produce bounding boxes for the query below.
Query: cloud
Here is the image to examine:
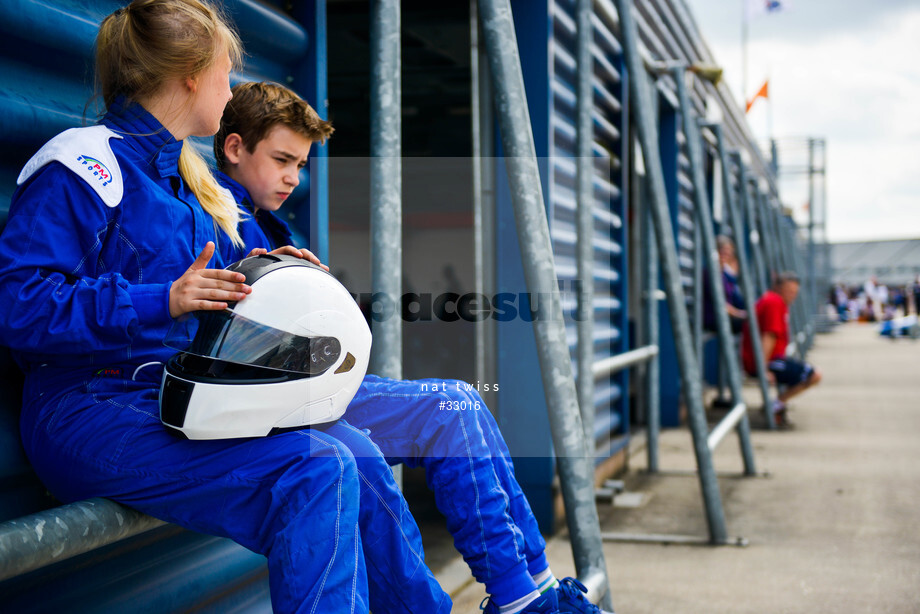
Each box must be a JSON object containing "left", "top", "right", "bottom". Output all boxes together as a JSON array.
[
  {"left": 685, "top": 1, "right": 920, "bottom": 241},
  {"left": 687, "top": 0, "right": 920, "bottom": 44}
]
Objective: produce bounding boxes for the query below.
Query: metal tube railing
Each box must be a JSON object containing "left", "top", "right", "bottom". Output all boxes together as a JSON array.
[
  {"left": 593, "top": 345, "right": 659, "bottom": 378},
  {"left": 707, "top": 402, "right": 747, "bottom": 451},
  {"left": 0, "top": 498, "right": 165, "bottom": 582},
  {"left": 478, "top": 0, "right": 612, "bottom": 607}
]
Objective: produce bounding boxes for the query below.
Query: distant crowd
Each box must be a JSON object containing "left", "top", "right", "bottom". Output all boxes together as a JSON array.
[{"left": 830, "top": 275, "right": 920, "bottom": 323}]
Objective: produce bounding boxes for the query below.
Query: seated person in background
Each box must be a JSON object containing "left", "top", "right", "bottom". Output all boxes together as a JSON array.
[
  {"left": 741, "top": 271, "right": 822, "bottom": 428},
  {"left": 214, "top": 80, "right": 612, "bottom": 614},
  {"left": 703, "top": 235, "right": 747, "bottom": 335}
]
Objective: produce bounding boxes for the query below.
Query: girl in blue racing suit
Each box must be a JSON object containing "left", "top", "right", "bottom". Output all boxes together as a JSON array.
[{"left": 0, "top": 2, "right": 449, "bottom": 613}]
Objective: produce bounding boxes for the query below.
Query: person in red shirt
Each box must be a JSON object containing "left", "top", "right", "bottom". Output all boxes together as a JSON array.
[{"left": 741, "top": 272, "right": 822, "bottom": 428}]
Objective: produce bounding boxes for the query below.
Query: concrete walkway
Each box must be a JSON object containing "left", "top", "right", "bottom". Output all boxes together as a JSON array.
[{"left": 437, "top": 323, "right": 920, "bottom": 612}]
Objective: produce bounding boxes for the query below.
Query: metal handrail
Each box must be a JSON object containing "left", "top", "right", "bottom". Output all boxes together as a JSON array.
[
  {"left": 707, "top": 403, "right": 747, "bottom": 451},
  {"left": 593, "top": 345, "right": 659, "bottom": 378},
  {"left": 0, "top": 498, "right": 165, "bottom": 582}
]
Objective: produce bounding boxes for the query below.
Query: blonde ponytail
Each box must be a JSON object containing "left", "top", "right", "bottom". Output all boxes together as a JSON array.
[
  {"left": 95, "top": 0, "right": 245, "bottom": 248},
  {"left": 179, "top": 142, "right": 244, "bottom": 248}
]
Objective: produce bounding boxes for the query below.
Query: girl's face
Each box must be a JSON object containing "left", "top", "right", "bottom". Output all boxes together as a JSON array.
[{"left": 188, "top": 50, "right": 233, "bottom": 137}]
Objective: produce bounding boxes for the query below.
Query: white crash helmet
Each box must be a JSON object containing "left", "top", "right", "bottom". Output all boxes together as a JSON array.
[{"left": 160, "top": 254, "right": 371, "bottom": 439}]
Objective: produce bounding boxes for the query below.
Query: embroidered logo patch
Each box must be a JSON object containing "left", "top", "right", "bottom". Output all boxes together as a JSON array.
[
  {"left": 77, "top": 155, "right": 114, "bottom": 187},
  {"left": 95, "top": 367, "right": 123, "bottom": 378}
]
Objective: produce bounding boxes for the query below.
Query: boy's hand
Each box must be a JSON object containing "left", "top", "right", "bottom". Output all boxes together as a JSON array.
[
  {"left": 170, "top": 242, "right": 251, "bottom": 318},
  {"left": 246, "top": 245, "right": 329, "bottom": 271}
]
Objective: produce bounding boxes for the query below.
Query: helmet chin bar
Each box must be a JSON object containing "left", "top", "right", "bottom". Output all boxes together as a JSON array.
[{"left": 160, "top": 367, "right": 348, "bottom": 440}]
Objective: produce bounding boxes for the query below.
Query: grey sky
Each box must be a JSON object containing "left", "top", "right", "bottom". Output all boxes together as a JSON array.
[{"left": 683, "top": 0, "right": 920, "bottom": 242}]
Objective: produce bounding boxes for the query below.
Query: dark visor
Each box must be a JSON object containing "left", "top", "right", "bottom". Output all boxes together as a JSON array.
[{"left": 166, "top": 309, "right": 341, "bottom": 376}]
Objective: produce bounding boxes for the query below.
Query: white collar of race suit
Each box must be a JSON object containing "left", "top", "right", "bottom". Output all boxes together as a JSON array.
[{"left": 18, "top": 125, "right": 124, "bottom": 208}]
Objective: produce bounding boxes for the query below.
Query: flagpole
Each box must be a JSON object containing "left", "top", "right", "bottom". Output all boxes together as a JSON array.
[
  {"left": 741, "top": 0, "right": 748, "bottom": 102},
  {"left": 766, "top": 68, "right": 772, "bottom": 147}
]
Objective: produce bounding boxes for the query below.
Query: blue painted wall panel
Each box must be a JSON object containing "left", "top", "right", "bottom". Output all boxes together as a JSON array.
[
  {"left": 657, "top": 93, "right": 683, "bottom": 427},
  {"left": 496, "top": 0, "right": 556, "bottom": 532}
]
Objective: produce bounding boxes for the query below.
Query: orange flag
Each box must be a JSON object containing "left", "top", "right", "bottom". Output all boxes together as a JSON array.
[{"left": 746, "top": 80, "right": 769, "bottom": 113}]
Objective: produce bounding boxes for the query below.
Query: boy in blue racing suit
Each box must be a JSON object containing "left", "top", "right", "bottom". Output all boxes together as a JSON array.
[{"left": 214, "top": 81, "right": 613, "bottom": 614}]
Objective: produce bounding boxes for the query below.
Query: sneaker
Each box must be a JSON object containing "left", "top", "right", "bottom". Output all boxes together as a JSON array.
[
  {"left": 481, "top": 588, "right": 559, "bottom": 614},
  {"left": 554, "top": 577, "right": 615, "bottom": 614},
  {"left": 773, "top": 408, "right": 794, "bottom": 430},
  {"left": 770, "top": 400, "right": 794, "bottom": 430},
  {"left": 770, "top": 399, "right": 787, "bottom": 414}
]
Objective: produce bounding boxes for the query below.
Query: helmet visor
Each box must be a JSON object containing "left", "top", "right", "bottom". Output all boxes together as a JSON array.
[{"left": 165, "top": 309, "right": 341, "bottom": 376}]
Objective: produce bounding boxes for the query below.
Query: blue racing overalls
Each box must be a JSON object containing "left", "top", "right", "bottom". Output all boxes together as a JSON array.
[
  {"left": 219, "top": 172, "right": 551, "bottom": 601},
  {"left": 0, "top": 99, "right": 449, "bottom": 614}
]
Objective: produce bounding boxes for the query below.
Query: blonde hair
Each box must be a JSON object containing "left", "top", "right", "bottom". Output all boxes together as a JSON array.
[{"left": 96, "top": 0, "right": 245, "bottom": 247}]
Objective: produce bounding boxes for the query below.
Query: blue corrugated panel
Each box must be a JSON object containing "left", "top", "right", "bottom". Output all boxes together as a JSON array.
[
  {"left": 497, "top": 0, "right": 557, "bottom": 533},
  {"left": 655, "top": 92, "right": 683, "bottom": 427},
  {"left": 0, "top": 0, "right": 325, "bottom": 608},
  {"left": 549, "top": 0, "right": 629, "bottom": 459}
]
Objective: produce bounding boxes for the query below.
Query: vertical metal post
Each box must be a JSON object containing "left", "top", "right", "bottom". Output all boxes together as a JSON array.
[
  {"left": 370, "top": 0, "right": 402, "bottom": 485},
  {"left": 769, "top": 209, "right": 797, "bottom": 317},
  {"left": 673, "top": 72, "right": 755, "bottom": 475},
  {"left": 693, "top": 219, "right": 704, "bottom": 369},
  {"left": 614, "top": 0, "right": 730, "bottom": 544},
  {"left": 806, "top": 138, "right": 817, "bottom": 346},
  {"left": 292, "top": 0, "right": 329, "bottom": 264},
  {"left": 774, "top": 205, "right": 808, "bottom": 356},
  {"left": 737, "top": 164, "right": 768, "bottom": 297},
  {"left": 471, "top": 0, "right": 485, "bottom": 387},
  {"left": 575, "top": 0, "right": 596, "bottom": 449},
  {"left": 754, "top": 188, "right": 780, "bottom": 286},
  {"left": 471, "top": 0, "right": 497, "bottom": 398},
  {"left": 641, "top": 158, "right": 661, "bottom": 473},
  {"left": 821, "top": 140, "right": 831, "bottom": 323},
  {"left": 478, "top": 0, "right": 612, "bottom": 606},
  {"left": 779, "top": 210, "right": 810, "bottom": 354},
  {"left": 369, "top": 0, "right": 402, "bottom": 380},
  {"left": 727, "top": 150, "right": 775, "bottom": 428}
]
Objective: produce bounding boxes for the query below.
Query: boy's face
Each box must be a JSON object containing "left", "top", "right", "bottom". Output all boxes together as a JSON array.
[{"left": 223, "top": 125, "right": 313, "bottom": 212}]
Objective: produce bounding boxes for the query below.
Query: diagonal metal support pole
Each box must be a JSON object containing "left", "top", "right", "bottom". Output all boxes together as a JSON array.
[
  {"left": 672, "top": 70, "right": 756, "bottom": 476},
  {"left": 478, "top": 0, "right": 613, "bottom": 608},
  {"left": 613, "top": 0, "right": 731, "bottom": 544},
  {"left": 723, "top": 148, "right": 775, "bottom": 429}
]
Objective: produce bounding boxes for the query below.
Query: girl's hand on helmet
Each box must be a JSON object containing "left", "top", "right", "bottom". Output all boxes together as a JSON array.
[
  {"left": 246, "top": 245, "right": 329, "bottom": 271},
  {"left": 170, "top": 242, "right": 251, "bottom": 318}
]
